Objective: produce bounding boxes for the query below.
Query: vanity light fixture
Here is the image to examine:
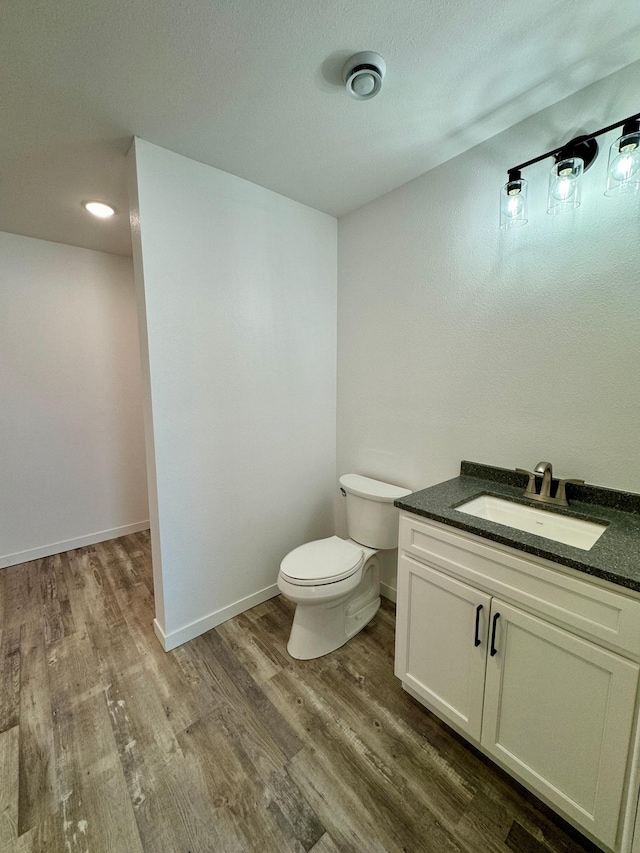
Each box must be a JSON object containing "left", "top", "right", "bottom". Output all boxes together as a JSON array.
[
  {"left": 82, "top": 200, "right": 116, "bottom": 218},
  {"left": 500, "top": 111, "right": 640, "bottom": 227}
]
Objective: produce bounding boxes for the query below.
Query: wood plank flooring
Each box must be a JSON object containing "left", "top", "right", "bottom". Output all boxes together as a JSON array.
[{"left": 0, "top": 532, "right": 603, "bottom": 853}]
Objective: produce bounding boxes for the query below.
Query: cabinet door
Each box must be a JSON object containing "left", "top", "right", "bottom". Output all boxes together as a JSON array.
[
  {"left": 481, "top": 600, "right": 639, "bottom": 849},
  {"left": 395, "top": 554, "right": 491, "bottom": 740}
]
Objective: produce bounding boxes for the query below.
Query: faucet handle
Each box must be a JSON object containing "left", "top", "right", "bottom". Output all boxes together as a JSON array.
[
  {"left": 515, "top": 468, "right": 537, "bottom": 495},
  {"left": 555, "top": 478, "right": 585, "bottom": 506}
]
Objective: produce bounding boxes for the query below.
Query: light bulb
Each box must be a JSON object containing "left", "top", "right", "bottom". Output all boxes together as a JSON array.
[
  {"left": 547, "top": 157, "right": 583, "bottom": 214},
  {"left": 82, "top": 201, "right": 116, "bottom": 218},
  {"left": 507, "top": 193, "right": 524, "bottom": 218},
  {"left": 500, "top": 175, "right": 528, "bottom": 228},
  {"left": 610, "top": 152, "right": 638, "bottom": 182},
  {"left": 605, "top": 128, "right": 640, "bottom": 196},
  {"left": 550, "top": 175, "right": 574, "bottom": 202}
]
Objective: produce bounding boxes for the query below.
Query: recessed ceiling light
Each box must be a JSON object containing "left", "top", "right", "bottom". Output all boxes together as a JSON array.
[{"left": 82, "top": 201, "right": 116, "bottom": 218}]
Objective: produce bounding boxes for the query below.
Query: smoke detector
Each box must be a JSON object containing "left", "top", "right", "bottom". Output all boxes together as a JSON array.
[{"left": 342, "top": 52, "right": 386, "bottom": 100}]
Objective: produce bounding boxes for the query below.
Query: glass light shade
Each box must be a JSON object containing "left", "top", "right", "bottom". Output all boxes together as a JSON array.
[
  {"left": 605, "top": 132, "right": 640, "bottom": 196},
  {"left": 500, "top": 178, "right": 528, "bottom": 228},
  {"left": 547, "top": 157, "right": 583, "bottom": 214}
]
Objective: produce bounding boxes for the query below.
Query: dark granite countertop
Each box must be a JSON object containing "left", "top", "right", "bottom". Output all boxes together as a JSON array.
[{"left": 395, "top": 461, "right": 640, "bottom": 593}]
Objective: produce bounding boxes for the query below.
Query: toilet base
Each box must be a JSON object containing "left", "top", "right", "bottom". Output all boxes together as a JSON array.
[{"left": 286, "top": 558, "right": 380, "bottom": 660}]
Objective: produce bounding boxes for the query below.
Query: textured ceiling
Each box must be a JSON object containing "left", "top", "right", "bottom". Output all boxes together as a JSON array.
[{"left": 2, "top": 0, "right": 640, "bottom": 257}]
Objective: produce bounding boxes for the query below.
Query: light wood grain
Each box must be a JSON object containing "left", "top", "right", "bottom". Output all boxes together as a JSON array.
[
  {"left": 1, "top": 531, "right": 602, "bottom": 853},
  {"left": 0, "top": 625, "right": 21, "bottom": 733},
  {"left": 52, "top": 691, "right": 143, "bottom": 853},
  {"left": 0, "top": 726, "right": 19, "bottom": 844},
  {"left": 5, "top": 813, "right": 66, "bottom": 853},
  {"left": 309, "top": 833, "right": 343, "bottom": 853},
  {"left": 18, "top": 621, "right": 57, "bottom": 835}
]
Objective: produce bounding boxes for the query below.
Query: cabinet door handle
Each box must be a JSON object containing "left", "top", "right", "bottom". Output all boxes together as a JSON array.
[
  {"left": 474, "top": 604, "right": 483, "bottom": 647},
  {"left": 490, "top": 612, "right": 501, "bottom": 657}
]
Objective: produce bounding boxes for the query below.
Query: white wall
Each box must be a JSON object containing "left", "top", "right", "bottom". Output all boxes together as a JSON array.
[
  {"left": 0, "top": 232, "right": 149, "bottom": 567},
  {"left": 337, "top": 65, "right": 640, "bottom": 592},
  {"left": 129, "top": 139, "right": 337, "bottom": 650}
]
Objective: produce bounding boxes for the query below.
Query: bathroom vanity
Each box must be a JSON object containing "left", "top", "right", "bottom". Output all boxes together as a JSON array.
[{"left": 394, "top": 462, "right": 640, "bottom": 853}]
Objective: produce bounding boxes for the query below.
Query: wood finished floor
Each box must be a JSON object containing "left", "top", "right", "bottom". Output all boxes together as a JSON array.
[{"left": 0, "top": 532, "right": 602, "bottom": 853}]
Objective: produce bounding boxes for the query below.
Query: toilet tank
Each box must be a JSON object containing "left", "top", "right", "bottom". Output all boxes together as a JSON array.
[{"left": 339, "top": 474, "right": 412, "bottom": 550}]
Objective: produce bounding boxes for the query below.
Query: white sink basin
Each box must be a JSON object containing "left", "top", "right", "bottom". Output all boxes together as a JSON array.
[{"left": 456, "top": 494, "right": 607, "bottom": 551}]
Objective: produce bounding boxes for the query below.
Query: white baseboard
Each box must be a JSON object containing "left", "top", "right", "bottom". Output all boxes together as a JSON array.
[
  {"left": 154, "top": 583, "right": 280, "bottom": 652},
  {"left": 380, "top": 582, "right": 397, "bottom": 603},
  {"left": 0, "top": 521, "right": 151, "bottom": 570}
]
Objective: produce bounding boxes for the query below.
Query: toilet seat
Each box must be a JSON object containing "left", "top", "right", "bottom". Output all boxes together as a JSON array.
[{"left": 279, "top": 536, "right": 364, "bottom": 586}]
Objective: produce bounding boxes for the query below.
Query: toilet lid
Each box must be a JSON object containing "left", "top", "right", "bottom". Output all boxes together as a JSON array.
[{"left": 280, "top": 536, "right": 364, "bottom": 585}]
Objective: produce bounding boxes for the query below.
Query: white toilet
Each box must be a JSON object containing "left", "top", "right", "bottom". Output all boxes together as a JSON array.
[{"left": 277, "top": 474, "right": 412, "bottom": 660}]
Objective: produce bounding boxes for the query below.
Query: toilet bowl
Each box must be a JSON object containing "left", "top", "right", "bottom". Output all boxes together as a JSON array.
[
  {"left": 278, "top": 536, "right": 380, "bottom": 659},
  {"left": 278, "top": 474, "right": 412, "bottom": 660}
]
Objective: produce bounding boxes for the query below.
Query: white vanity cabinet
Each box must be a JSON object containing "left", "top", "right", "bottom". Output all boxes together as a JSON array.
[{"left": 395, "top": 512, "right": 640, "bottom": 852}]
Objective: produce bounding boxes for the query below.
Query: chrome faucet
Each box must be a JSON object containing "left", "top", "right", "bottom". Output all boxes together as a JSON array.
[{"left": 515, "top": 462, "right": 584, "bottom": 507}]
